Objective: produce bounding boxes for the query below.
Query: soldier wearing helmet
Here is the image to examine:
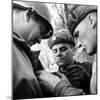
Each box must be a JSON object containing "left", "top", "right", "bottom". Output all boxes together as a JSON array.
[
  {"left": 12, "top": 0, "right": 53, "bottom": 99},
  {"left": 67, "top": 5, "right": 97, "bottom": 94}
]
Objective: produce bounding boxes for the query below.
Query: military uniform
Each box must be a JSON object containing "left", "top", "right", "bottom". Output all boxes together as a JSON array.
[
  {"left": 67, "top": 5, "right": 97, "bottom": 94},
  {"left": 48, "top": 28, "right": 92, "bottom": 94},
  {"left": 13, "top": 32, "right": 43, "bottom": 99},
  {"left": 13, "top": 1, "right": 53, "bottom": 99},
  {"left": 58, "top": 61, "right": 92, "bottom": 94}
]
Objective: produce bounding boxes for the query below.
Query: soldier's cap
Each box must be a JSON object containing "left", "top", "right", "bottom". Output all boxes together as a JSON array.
[
  {"left": 48, "top": 29, "right": 75, "bottom": 49},
  {"left": 13, "top": 1, "right": 53, "bottom": 39},
  {"left": 67, "top": 5, "right": 97, "bottom": 36}
]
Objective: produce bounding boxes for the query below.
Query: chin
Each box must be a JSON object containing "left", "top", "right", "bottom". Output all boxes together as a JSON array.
[
  {"left": 87, "top": 46, "right": 96, "bottom": 56},
  {"left": 88, "top": 51, "right": 96, "bottom": 56},
  {"left": 57, "top": 62, "right": 65, "bottom": 67}
]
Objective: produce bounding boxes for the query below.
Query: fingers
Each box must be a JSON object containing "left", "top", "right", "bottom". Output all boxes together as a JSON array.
[
  {"left": 36, "top": 70, "right": 46, "bottom": 81},
  {"left": 52, "top": 72, "right": 65, "bottom": 78},
  {"left": 36, "top": 70, "right": 49, "bottom": 76},
  {"left": 52, "top": 72, "right": 71, "bottom": 85},
  {"left": 67, "top": 64, "right": 83, "bottom": 71},
  {"left": 67, "top": 69, "right": 84, "bottom": 77},
  {"left": 67, "top": 69, "right": 81, "bottom": 75}
]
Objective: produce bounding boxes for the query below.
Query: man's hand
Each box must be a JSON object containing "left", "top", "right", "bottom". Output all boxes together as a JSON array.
[
  {"left": 36, "top": 70, "right": 62, "bottom": 93},
  {"left": 65, "top": 64, "right": 90, "bottom": 87},
  {"left": 52, "top": 72, "right": 71, "bottom": 85}
]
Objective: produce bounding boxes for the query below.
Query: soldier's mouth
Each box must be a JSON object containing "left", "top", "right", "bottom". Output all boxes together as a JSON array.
[{"left": 56, "top": 59, "right": 64, "bottom": 62}]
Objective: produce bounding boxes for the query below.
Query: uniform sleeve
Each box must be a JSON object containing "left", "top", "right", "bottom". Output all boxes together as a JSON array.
[
  {"left": 54, "top": 80, "right": 85, "bottom": 96},
  {"left": 13, "top": 43, "right": 43, "bottom": 99}
]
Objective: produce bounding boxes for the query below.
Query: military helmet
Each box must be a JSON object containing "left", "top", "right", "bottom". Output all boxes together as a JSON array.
[
  {"left": 67, "top": 5, "right": 97, "bottom": 36},
  {"left": 13, "top": 0, "right": 53, "bottom": 39},
  {"left": 48, "top": 28, "right": 75, "bottom": 49}
]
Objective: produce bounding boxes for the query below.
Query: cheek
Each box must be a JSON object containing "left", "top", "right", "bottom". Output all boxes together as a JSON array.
[
  {"left": 30, "top": 25, "right": 41, "bottom": 40},
  {"left": 53, "top": 53, "right": 56, "bottom": 59},
  {"left": 88, "top": 32, "right": 95, "bottom": 42},
  {"left": 86, "top": 36, "right": 95, "bottom": 52},
  {"left": 82, "top": 30, "right": 94, "bottom": 47},
  {"left": 52, "top": 52, "right": 58, "bottom": 61},
  {"left": 63, "top": 51, "right": 73, "bottom": 65},
  {"left": 78, "top": 22, "right": 88, "bottom": 40},
  {"left": 79, "top": 30, "right": 89, "bottom": 47},
  {"left": 79, "top": 30, "right": 86, "bottom": 40},
  {"left": 63, "top": 50, "right": 73, "bottom": 59}
]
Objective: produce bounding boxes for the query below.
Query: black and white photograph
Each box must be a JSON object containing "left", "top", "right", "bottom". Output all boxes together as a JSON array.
[{"left": 12, "top": 0, "right": 98, "bottom": 99}]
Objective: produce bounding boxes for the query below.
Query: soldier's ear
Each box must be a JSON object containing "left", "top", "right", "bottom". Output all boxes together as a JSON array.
[
  {"left": 24, "top": 10, "right": 30, "bottom": 22},
  {"left": 88, "top": 13, "right": 96, "bottom": 28}
]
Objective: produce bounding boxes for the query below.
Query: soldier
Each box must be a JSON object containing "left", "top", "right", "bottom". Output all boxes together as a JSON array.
[
  {"left": 37, "top": 29, "right": 92, "bottom": 96},
  {"left": 48, "top": 29, "right": 92, "bottom": 94},
  {"left": 67, "top": 5, "right": 97, "bottom": 94},
  {"left": 12, "top": 0, "right": 53, "bottom": 99}
]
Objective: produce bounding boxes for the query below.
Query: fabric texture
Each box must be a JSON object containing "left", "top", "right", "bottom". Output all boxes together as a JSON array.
[
  {"left": 54, "top": 80, "right": 84, "bottom": 96},
  {"left": 58, "top": 61, "right": 92, "bottom": 94},
  {"left": 12, "top": 32, "right": 43, "bottom": 99}
]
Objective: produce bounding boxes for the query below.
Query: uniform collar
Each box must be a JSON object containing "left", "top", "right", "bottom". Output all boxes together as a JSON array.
[{"left": 13, "top": 32, "right": 31, "bottom": 53}]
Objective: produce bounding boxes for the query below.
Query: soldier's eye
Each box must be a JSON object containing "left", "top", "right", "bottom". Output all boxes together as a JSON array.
[
  {"left": 60, "top": 47, "right": 67, "bottom": 52},
  {"left": 73, "top": 31, "right": 79, "bottom": 38},
  {"left": 52, "top": 49, "right": 57, "bottom": 53}
]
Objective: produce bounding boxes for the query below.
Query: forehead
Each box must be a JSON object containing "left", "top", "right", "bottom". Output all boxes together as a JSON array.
[{"left": 52, "top": 43, "right": 71, "bottom": 50}]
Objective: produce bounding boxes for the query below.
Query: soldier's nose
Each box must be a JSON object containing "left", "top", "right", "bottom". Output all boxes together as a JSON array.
[{"left": 75, "top": 38, "right": 82, "bottom": 49}]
